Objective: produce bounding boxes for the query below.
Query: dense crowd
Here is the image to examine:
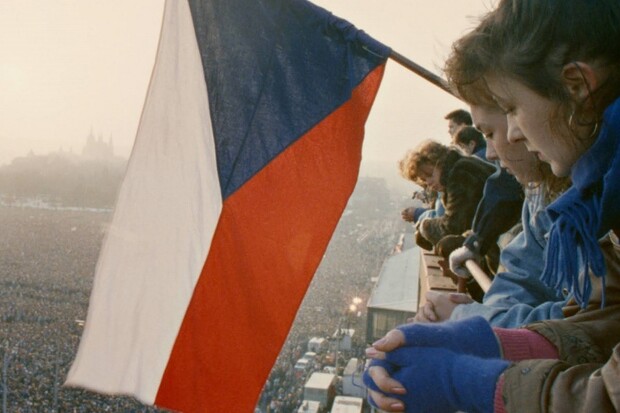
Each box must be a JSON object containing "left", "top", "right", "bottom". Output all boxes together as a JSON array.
[
  {"left": 256, "top": 178, "right": 401, "bottom": 413},
  {"left": 0, "top": 206, "right": 165, "bottom": 412},
  {"left": 0, "top": 176, "right": 405, "bottom": 412}
]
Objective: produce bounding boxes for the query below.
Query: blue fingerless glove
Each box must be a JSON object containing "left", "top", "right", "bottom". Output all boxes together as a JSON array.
[
  {"left": 363, "top": 358, "right": 401, "bottom": 410},
  {"left": 389, "top": 347, "right": 508, "bottom": 413},
  {"left": 396, "top": 316, "right": 501, "bottom": 358},
  {"left": 362, "top": 358, "right": 395, "bottom": 393}
]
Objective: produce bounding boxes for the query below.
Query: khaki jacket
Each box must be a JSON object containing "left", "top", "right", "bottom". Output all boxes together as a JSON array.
[{"left": 502, "top": 232, "right": 620, "bottom": 412}]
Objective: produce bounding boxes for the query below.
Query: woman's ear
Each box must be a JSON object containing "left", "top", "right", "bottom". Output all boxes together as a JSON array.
[{"left": 561, "top": 61, "right": 599, "bottom": 103}]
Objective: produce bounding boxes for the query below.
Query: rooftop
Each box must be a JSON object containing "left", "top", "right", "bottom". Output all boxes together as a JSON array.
[{"left": 367, "top": 246, "right": 420, "bottom": 312}]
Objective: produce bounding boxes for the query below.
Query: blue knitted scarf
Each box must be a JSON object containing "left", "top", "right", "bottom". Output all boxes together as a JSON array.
[{"left": 541, "top": 97, "right": 620, "bottom": 307}]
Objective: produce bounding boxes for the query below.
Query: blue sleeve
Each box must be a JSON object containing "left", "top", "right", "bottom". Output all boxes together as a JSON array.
[
  {"left": 413, "top": 207, "right": 428, "bottom": 222},
  {"left": 450, "top": 300, "right": 566, "bottom": 328},
  {"left": 450, "top": 196, "right": 567, "bottom": 327},
  {"left": 418, "top": 196, "right": 445, "bottom": 220},
  {"left": 434, "top": 196, "right": 445, "bottom": 217}
]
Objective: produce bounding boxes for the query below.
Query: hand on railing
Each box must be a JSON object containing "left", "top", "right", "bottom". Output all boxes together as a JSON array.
[
  {"left": 414, "top": 291, "right": 473, "bottom": 323},
  {"left": 464, "top": 260, "right": 492, "bottom": 292},
  {"left": 449, "top": 246, "right": 492, "bottom": 292}
]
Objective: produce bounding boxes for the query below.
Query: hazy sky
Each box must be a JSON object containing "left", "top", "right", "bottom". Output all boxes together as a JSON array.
[{"left": 0, "top": 0, "right": 493, "bottom": 172}]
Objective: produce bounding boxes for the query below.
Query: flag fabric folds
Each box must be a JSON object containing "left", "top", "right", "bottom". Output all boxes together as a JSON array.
[{"left": 65, "top": 0, "right": 388, "bottom": 411}]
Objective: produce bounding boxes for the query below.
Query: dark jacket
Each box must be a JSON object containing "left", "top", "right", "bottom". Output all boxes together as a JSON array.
[
  {"left": 418, "top": 150, "right": 495, "bottom": 245},
  {"left": 473, "top": 144, "right": 487, "bottom": 161},
  {"left": 464, "top": 164, "right": 524, "bottom": 256}
]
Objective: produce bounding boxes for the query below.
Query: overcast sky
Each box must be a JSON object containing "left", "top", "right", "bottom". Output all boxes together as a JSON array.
[{"left": 0, "top": 0, "right": 494, "bottom": 178}]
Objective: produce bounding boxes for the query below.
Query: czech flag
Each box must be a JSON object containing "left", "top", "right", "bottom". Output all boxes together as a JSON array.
[{"left": 66, "top": 0, "right": 388, "bottom": 411}]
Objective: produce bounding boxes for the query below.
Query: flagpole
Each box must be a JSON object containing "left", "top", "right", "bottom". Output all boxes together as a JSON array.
[{"left": 389, "top": 50, "right": 457, "bottom": 98}]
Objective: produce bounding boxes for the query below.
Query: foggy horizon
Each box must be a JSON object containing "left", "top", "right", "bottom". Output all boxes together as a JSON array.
[{"left": 0, "top": 0, "right": 492, "bottom": 186}]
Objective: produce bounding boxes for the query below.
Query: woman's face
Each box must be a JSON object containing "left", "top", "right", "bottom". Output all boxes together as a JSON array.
[
  {"left": 470, "top": 104, "right": 542, "bottom": 185},
  {"left": 417, "top": 162, "right": 444, "bottom": 192},
  {"left": 485, "top": 74, "right": 589, "bottom": 177}
]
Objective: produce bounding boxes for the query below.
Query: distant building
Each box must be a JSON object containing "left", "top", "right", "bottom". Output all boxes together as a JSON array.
[
  {"left": 341, "top": 358, "right": 365, "bottom": 399},
  {"left": 330, "top": 396, "right": 363, "bottom": 413},
  {"left": 366, "top": 246, "right": 419, "bottom": 344},
  {"left": 307, "top": 337, "right": 328, "bottom": 353},
  {"left": 303, "top": 372, "right": 337, "bottom": 410},
  {"left": 81, "top": 129, "right": 114, "bottom": 161},
  {"left": 297, "top": 400, "right": 321, "bottom": 413},
  {"left": 332, "top": 328, "right": 355, "bottom": 351}
]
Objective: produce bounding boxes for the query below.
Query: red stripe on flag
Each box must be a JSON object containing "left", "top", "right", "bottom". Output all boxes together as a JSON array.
[{"left": 155, "top": 64, "right": 385, "bottom": 412}]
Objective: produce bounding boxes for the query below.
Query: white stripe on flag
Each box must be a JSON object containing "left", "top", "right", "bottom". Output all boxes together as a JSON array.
[{"left": 65, "top": 0, "right": 222, "bottom": 403}]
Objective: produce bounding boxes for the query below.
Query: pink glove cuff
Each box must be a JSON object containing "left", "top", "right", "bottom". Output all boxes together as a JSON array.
[{"left": 493, "top": 328, "right": 559, "bottom": 361}]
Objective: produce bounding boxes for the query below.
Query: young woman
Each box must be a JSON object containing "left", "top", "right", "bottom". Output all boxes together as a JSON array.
[
  {"left": 364, "top": 1, "right": 620, "bottom": 412},
  {"left": 398, "top": 140, "right": 495, "bottom": 249}
]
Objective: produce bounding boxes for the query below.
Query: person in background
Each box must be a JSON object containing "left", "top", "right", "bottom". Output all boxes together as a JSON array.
[
  {"left": 398, "top": 140, "right": 494, "bottom": 251},
  {"left": 400, "top": 188, "right": 442, "bottom": 225},
  {"left": 439, "top": 110, "right": 524, "bottom": 294},
  {"left": 453, "top": 125, "right": 487, "bottom": 160},
  {"left": 435, "top": 143, "right": 523, "bottom": 287},
  {"left": 444, "top": 108, "right": 472, "bottom": 137},
  {"left": 440, "top": 122, "right": 524, "bottom": 296},
  {"left": 402, "top": 135, "right": 523, "bottom": 301},
  {"left": 400, "top": 109, "right": 472, "bottom": 226},
  {"left": 364, "top": 1, "right": 620, "bottom": 411},
  {"left": 401, "top": 110, "right": 475, "bottom": 227}
]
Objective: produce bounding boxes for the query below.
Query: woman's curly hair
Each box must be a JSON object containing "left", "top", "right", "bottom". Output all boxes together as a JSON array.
[{"left": 398, "top": 140, "right": 450, "bottom": 185}]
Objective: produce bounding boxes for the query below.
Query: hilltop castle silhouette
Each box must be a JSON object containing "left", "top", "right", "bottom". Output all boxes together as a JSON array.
[{"left": 81, "top": 128, "right": 114, "bottom": 161}]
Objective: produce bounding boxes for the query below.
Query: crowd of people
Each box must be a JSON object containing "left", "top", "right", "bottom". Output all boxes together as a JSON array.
[
  {"left": 0, "top": 176, "right": 403, "bottom": 411},
  {"left": 365, "top": 1, "right": 620, "bottom": 412},
  {"left": 256, "top": 177, "right": 402, "bottom": 413},
  {"left": 0, "top": 206, "right": 169, "bottom": 412}
]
